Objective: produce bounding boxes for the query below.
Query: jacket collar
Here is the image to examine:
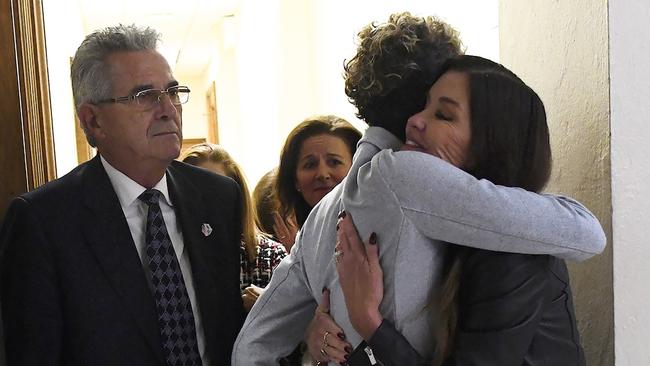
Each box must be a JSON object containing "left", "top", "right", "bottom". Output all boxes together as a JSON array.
[{"left": 80, "top": 156, "right": 164, "bottom": 363}]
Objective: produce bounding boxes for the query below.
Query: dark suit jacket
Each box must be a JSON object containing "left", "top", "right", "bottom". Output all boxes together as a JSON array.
[
  {"left": 356, "top": 249, "right": 585, "bottom": 366},
  {"left": 0, "top": 156, "right": 245, "bottom": 365}
]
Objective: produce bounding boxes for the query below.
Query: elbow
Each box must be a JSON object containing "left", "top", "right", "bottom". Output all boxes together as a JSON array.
[
  {"left": 590, "top": 220, "right": 607, "bottom": 255},
  {"left": 572, "top": 217, "right": 607, "bottom": 262}
]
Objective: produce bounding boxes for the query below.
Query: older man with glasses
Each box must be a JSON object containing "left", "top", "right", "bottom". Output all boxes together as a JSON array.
[{"left": 0, "top": 24, "right": 245, "bottom": 366}]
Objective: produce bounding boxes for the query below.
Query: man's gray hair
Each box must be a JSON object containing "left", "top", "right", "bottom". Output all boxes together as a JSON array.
[{"left": 71, "top": 24, "right": 161, "bottom": 146}]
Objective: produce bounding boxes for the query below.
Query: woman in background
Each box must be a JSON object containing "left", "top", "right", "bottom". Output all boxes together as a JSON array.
[
  {"left": 273, "top": 116, "right": 361, "bottom": 365},
  {"left": 274, "top": 115, "right": 362, "bottom": 251},
  {"left": 252, "top": 168, "right": 281, "bottom": 242},
  {"left": 181, "top": 143, "right": 287, "bottom": 311}
]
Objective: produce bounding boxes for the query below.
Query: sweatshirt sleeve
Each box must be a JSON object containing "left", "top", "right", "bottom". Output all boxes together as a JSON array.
[{"left": 362, "top": 149, "right": 605, "bottom": 261}]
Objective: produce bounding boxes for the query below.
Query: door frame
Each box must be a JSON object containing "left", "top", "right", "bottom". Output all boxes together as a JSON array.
[{"left": 1, "top": 0, "right": 55, "bottom": 216}]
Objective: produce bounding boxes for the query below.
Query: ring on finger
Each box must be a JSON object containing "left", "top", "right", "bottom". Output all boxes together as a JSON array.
[
  {"left": 320, "top": 348, "right": 328, "bottom": 357},
  {"left": 334, "top": 250, "right": 344, "bottom": 263},
  {"left": 323, "top": 331, "right": 330, "bottom": 347}
]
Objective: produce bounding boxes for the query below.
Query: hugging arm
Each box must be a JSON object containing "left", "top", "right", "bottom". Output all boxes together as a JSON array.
[
  {"left": 370, "top": 150, "right": 606, "bottom": 261},
  {"left": 231, "top": 234, "right": 316, "bottom": 365},
  {"left": 335, "top": 215, "right": 557, "bottom": 366},
  {"left": 334, "top": 214, "right": 426, "bottom": 365}
]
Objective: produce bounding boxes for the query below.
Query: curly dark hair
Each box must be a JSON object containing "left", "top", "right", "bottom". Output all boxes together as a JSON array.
[{"left": 344, "top": 12, "right": 463, "bottom": 141}]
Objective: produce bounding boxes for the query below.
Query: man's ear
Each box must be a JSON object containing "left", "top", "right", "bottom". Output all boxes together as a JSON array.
[{"left": 77, "top": 103, "right": 104, "bottom": 142}]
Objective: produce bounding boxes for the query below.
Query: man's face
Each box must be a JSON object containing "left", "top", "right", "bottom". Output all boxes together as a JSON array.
[{"left": 92, "top": 50, "right": 183, "bottom": 170}]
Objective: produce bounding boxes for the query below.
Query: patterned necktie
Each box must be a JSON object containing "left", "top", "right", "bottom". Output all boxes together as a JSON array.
[{"left": 138, "top": 189, "right": 201, "bottom": 366}]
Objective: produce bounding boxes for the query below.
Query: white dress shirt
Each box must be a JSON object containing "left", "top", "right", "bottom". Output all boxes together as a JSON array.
[{"left": 101, "top": 156, "right": 209, "bottom": 365}]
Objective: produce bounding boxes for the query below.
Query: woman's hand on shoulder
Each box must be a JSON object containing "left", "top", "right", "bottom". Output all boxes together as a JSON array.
[{"left": 335, "top": 212, "right": 384, "bottom": 340}]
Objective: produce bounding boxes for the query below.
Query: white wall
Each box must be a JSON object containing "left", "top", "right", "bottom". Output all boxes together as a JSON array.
[
  {"left": 178, "top": 74, "right": 210, "bottom": 139},
  {"left": 307, "top": 0, "right": 499, "bottom": 130},
  {"left": 610, "top": 2, "right": 650, "bottom": 365},
  {"left": 209, "top": 0, "right": 499, "bottom": 187},
  {"left": 44, "top": 0, "right": 499, "bottom": 187},
  {"left": 43, "top": 0, "right": 86, "bottom": 176}
]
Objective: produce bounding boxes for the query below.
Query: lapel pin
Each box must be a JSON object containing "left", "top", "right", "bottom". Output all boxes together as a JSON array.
[{"left": 201, "top": 223, "right": 212, "bottom": 237}]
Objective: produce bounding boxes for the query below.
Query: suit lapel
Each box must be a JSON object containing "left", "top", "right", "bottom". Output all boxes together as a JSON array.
[
  {"left": 167, "top": 164, "right": 227, "bottom": 359},
  {"left": 166, "top": 165, "right": 221, "bottom": 296},
  {"left": 80, "top": 156, "right": 164, "bottom": 363}
]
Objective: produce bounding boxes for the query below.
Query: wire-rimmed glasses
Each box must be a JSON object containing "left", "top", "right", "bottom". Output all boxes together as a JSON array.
[{"left": 96, "top": 85, "right": 191, "bottom": 109}]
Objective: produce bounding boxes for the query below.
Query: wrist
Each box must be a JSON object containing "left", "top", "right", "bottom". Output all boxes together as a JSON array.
[{"left": 356, "top": 309, "right": 383, "bottom": 341}]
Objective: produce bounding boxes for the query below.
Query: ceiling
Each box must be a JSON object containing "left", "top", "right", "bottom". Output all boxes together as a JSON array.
[{"left": 77, "top": 0, "right": 238, "bottom": 77}]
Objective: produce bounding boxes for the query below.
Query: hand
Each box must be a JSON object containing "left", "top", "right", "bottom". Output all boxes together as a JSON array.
[
  {"left": 305, "top": 288, "right": 352, "bottom": 365},
  {"left": 335, "top": 213, "right": 384, "bottom": 340},
  {"left": 242, "top": 285, "right": 264, "bottom": 312},
  {"left": 273, "top": 211, "right": 298, "bottom": 252}
]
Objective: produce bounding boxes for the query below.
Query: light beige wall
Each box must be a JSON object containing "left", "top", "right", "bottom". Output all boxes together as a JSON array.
[
  {"left": 43, "top": 0, "right": 86, "bottom": 177},
  {"left": 207, "top": 0, "right": 501, "bottom": 187},
  {"left": 499, "top": 1, "right": 612, "bottom": 365},
  {"left": 178, "top": 73, "right": 210, "bottom": 139}
]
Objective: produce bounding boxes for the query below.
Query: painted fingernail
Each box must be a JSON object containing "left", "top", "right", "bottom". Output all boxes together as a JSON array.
[
  {"left": 345, "top": 346, "right": 353, "bottom": 353},
  {"left": 322, "top": 287, "right": 328, "bottom": 293},
  {"left": 337, "top": 332, "right": 346, "bottom": 340},
  {"left": 344, "top": 353, "right": 351, "bottom": 360},
  {"left": 369, "top": 232, "right": 377, "bottom": 245},
  {"left": 337, "top": 210, "right": 346, "bottom": 219}
]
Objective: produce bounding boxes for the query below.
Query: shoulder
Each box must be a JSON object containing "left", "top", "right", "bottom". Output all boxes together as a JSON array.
[
  {"left": 459, "top": 248, "right": 552, "bottom": 301},
  {"left": 169, "top": 160, "right": 237, "bottom": 187},
  {"left": 17, "top": 159, "right": 94, "bottom": 212},
  {"left": 372, "top": 150, "right": 473, "bottom": 184},
  {"left": 1, "top": 160, "right": 97, "bottom": 247},
  {"left": 462, "top": 249, "right": 550, "bottom": 283},
  {"left": 463, "top": 249, "right": 550, "bottom": 273},
  {"left": 168, "top": 160, "right": 241, "bottom": 197}
]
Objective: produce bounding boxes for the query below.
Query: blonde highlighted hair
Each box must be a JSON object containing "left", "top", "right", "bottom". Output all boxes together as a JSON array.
[{"left": 180, "top": 143, "right": 258, "bottom": 262}]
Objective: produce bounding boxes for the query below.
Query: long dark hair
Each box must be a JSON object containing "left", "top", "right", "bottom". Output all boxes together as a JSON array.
[
  {"left": 434, "top": 55, "right": 552, "bottom": 365},
  {"left": 276, "top": 115, "right": 361, "bottom": 227}
]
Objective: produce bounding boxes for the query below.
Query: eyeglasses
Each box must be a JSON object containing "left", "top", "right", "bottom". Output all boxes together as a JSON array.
[{"left": 96, "top": 85, "right": 191, "bottom": 109}]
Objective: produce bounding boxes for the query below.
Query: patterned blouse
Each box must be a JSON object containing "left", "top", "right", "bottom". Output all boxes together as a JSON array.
[{"left": 240, "top": 235, "right": 288, "bottom": 291}]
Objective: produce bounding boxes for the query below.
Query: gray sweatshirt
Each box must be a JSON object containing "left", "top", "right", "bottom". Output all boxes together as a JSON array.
[{"left": 232, "top": 127, "right": 606, "bottom": 365}]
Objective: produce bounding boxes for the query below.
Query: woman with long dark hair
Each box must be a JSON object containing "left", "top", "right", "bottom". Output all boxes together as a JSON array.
[
  {"left": 333, "top": 55, "right": 585, "bottom": 365},
  {"left": 273, "top": 115, "right": 362, "bottom": 251}
]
